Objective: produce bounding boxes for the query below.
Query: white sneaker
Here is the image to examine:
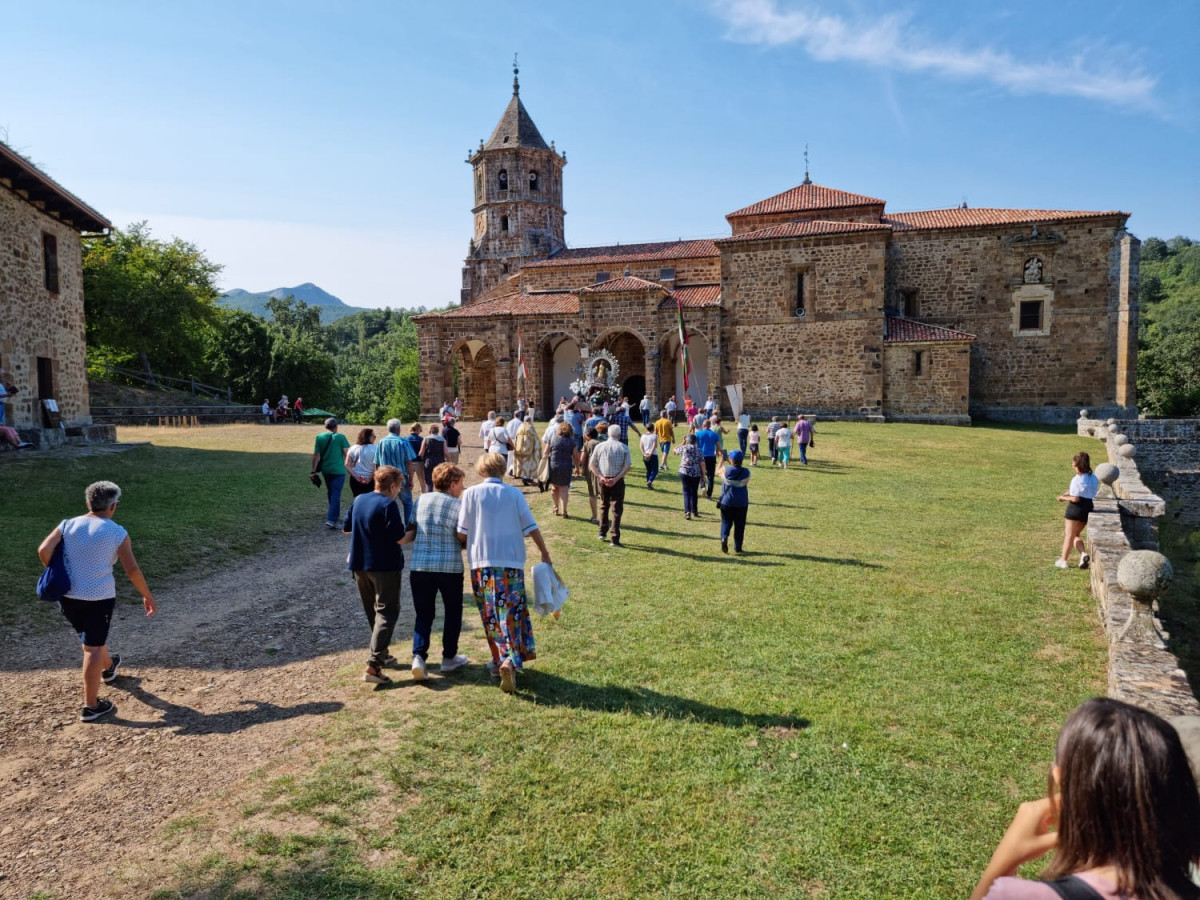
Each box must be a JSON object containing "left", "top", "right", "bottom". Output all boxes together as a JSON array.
[
  {"left": 440, "top": 654, "right": 469, "bottom": 673},
  {"left": 411, "top": 655, "right": 427, "bottom": 681},
  {"left": 1079, "top": 553, "right": 1090, "bottom": 570},
  {"left": 1054, "top": 559, "right": 1069, "bottom": 569}
]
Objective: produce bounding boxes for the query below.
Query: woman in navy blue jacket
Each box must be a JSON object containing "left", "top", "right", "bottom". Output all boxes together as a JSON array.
[{"left": 717, "top": 450, "right": 751, "bottom": 554}]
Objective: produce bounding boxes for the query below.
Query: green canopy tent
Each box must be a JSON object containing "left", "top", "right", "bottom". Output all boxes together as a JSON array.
[{"left": 299, "top": 408, "right": 336, "bottom": 420}]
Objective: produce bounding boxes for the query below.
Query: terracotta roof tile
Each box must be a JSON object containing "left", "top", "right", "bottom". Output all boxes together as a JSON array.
[
  {"left": 716, "top": 220, "right": 892, "bottom": 245},
  {"left": 659, "top": 284, "right": 722, "bottom": 309},
  {"left": 428, "top": 291, "right": 580, "bottom": 319},
  {"left": 580, "top": 276, "right": 667, "bottom": 294},
  {"left": 884, "top": 208, "right": 1128, "bottom": 232},
  {"left": 727, "top": 182, "right": 885, "bottom": 219},
  {"left": 523, "top": 239, "right": 718, "bottom": 268},
  {"left": 884, "top": 315, "right": 975, "bottom": 343}
]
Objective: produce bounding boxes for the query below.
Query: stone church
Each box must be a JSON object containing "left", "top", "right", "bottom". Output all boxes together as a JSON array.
[
  {"left": 1, "top": 140, "right": 109, "bottom": 439},
  {"left": 416, "top": 74, "right": 1139, "bottom": 424}
]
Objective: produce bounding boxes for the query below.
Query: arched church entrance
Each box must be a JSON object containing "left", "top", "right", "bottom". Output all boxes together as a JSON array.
[
  {"left": 539, "top": 332, "right": 582, "bottom": 416},
  {"left": 658, "top": 329, "right": 710, "bottom": 409},
  {"left": 454, "top": 340, "right": 497, "bottom": 419},
  {"left": 593, "top": 330, "right": 646, "bottom": 406}
]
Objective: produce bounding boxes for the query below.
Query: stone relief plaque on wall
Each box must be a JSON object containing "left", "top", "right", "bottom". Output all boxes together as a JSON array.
[{"left": 1023, "top": 256, "right": 1043, "bottom": 284}]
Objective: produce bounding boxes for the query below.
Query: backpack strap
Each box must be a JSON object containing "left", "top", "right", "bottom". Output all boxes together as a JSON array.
[{"left": 1040, "top": 876, "right": 1107, "bottom": 900}]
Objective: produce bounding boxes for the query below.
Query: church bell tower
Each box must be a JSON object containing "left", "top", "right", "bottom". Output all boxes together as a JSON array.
[{"left": 461, "top": 58, "right": 566, "bottom": 305}]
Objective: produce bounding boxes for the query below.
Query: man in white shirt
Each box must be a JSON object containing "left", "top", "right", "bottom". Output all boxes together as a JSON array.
[
  {"left": 479, "top": 412, "right": 496, "bottom": 450},
  {"left": 638, "top": 395, "right": 651, "bottom": 428},
  {"left": 589, "top": 427, "right": 632, "bottom": 546},
  {"left": 639, "top": 429, "right": 660, "bottom": 489},
  {"left": 665, "top": 396, "right": 677, "bottom": 424}
]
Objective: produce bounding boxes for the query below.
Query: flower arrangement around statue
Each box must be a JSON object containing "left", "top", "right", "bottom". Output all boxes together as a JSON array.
[{"left": 570, "top": 350, "right": 620, "bottom": 406}]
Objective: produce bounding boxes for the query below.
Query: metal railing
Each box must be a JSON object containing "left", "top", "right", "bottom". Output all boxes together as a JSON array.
[{"left": 96, "top": 364, "right": 232, "bottom": 402}]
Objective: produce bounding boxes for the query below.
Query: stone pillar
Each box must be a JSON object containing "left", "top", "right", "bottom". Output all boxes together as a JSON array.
[
  {"left": 707, "top": 349, "right": 721, "bottom": 411},
  {"left": 1115, "top": 232, "right": 1139, "bottom": 409},
  {"left": 495, "top": 360, "right": 515, "bottom": 415},
  {"left": 645, "top": 350, "right": 661, "bottom": 410}
]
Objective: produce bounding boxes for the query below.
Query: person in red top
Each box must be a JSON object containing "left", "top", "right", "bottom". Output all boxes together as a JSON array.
[{"left": 292, "top": 397, "right": 304, "bottom": 424}]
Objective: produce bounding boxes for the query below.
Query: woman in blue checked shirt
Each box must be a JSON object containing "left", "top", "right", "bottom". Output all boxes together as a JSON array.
[{"left": 403, "top": 463, "right": 469, "bottom": 681}]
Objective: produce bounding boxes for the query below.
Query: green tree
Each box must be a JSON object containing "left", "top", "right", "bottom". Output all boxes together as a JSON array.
[
  {"left": 83, "top": 221, "right": 222, "bottom": 380},
  {"left": 1137, "top": 234, "right": 1200, "bottom": 416},
  {"left": 204, "top": 309, "right": 273, "bottom": 403}
]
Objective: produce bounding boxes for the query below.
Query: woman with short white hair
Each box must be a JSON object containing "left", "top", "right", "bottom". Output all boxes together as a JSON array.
[
  {"left": 38, "top": 481, "right": 157, "bottom": 722},
  {"left": 456, "top": 453, "right": 552, "bottom": 693}
]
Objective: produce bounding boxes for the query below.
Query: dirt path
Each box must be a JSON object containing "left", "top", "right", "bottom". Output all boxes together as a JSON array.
[{"left": 0, "top": 445, "right": 490, "bottom": 898}]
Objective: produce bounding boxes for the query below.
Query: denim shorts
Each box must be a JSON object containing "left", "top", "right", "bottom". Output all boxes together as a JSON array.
[{"left": 59, "top": 597, "right": 116, "bottom": 646}]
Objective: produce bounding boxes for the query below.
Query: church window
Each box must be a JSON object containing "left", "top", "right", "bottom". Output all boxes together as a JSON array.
[
  {"left": 794, "top": 272, "right": 806, "bottom": 317},
  {"left": 43, "top": 233, "right": 59, "bottom": 293},
  {"left": 595, "top": 271, "right": 610, "bottom": 284},
  {"left": 900, "top": 288, "right": 919, "bottom": 318},
  {"left": 501, "top": 215, "right": 509, "bottom": 232},
  {"left": 476, "top": 175, "right": 482, "bottom": 199},
  {"left": 913, "top": 350, "right": 930, "bottom": 377},
  {"left": 529, "top": 170, "right": 540, "bottom": 191},
  {"left": 1018, "top": 300, "right": 1043, "bottom": 332},
  {"left": 659, "top": 267, "right": 676, "bottom": 281},
  {"left": 498, "top": 169, "right": 508, "bottom": 191}
]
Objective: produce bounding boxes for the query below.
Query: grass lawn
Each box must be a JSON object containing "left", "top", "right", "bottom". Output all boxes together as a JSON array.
[
  {"left": 3, "top": 422, "right": 1114, "bottom": 897},
  {"left": 0, "top": 423, "right": 326, "bottom": 629}
]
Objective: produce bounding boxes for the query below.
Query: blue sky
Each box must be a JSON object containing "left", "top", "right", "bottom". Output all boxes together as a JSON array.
[{"left": 2, "top": 0, "right": 1196, "bottom": 310}]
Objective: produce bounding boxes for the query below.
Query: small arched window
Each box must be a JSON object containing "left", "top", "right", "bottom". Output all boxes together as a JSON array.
[
  {"left": 529, "top": 170, "right": 540, "bottom": 191},
  {"left": 476, "top": 175, "right": 482, "bottom": 199},
  {"left": 501, "top": 215, "right": 509, "bottom": 232},
  {"left": 498, "top": 169, "right": 508, "bottom": 191}
]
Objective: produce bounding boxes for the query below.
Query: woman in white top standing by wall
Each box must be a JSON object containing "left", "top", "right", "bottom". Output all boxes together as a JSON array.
[
  {"left": 37, "top": 481, "right": 157, "bottom": 722},
  {"left": 1056, "top": 451, "right": 1100, "bottom": 570}
]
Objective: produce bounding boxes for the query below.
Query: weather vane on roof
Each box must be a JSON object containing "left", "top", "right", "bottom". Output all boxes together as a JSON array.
[
  {"left": 512, "top": 53, "right": 520, "bottom": 95},
  {"left": 803, "top": 145, "right": 811, "bottom": 185}
]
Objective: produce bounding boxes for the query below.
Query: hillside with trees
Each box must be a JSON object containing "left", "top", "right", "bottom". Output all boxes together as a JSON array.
[
  {"left": 1137, "top": 236, "right": 1200, "bottom": 417},
  {"left": 83, "top": 222, "right": 436, "bottom": 422}
]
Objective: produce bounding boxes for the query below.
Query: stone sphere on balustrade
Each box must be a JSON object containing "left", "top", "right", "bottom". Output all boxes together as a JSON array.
[
  {"left": 1112, "top": 433, "right": 1129, "bottom": 447},
  {"left": 1078, "top": 409, "right": 1089, "bottom": 419},
  {"left": 1118, "top": 443, "right": 1136, "bottom": 459},
  {"left": 1106, "top": 418, "right": 1118, "bottom": 426},
  {"left": 1095, "top": 462, "right": 1119, "bottom": 487},
  {"left": 1117, "top": 550, "right": 1174, "bottom": 602}
]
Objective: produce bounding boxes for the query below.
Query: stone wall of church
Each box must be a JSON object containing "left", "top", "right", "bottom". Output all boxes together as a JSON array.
[
  {"left": 0, "top": 184, "right": 91, "bottom": 428},
  {"left": 728, "top": 203, "right": 885, "bottom": 236},
  {"left": 881, "top": 342, "right": 972, "bottom": 422},
  {"left": 521, "top": 256, "right": 721, "bottom": 293},
  {"left": 720, "top": 233, "right": 887, "bottom": 413},
  {"left": 885, "top": 218, "right": 1135, "bottom": 421}
]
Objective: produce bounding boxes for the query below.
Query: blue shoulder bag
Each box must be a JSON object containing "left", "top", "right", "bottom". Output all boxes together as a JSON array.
[{"left": 37, "top": 521, "right": 71, "bottom": 603}]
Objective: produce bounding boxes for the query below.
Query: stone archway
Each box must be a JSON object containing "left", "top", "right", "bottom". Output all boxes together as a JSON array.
[
  {"left": 592, "top": 330, "right": 647, "bottom": 406},
  {"left": 658, "top": 329, "right": 710, "bottom": 409},
  {"left": 453, "top": 339, "right": 497, "bottom": 419},
  {"left": 539, "top": 332, "right": 583, "bottom": 416}
]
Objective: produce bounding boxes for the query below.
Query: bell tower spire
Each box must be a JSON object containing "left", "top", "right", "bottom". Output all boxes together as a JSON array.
[{"left": 461, "top": 61, "right": 567, "bottom": 305}]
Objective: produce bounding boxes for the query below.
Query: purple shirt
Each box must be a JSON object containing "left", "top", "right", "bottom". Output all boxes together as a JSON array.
[{"left": 794, "top": 419, "right": 813, "bottom": 443}]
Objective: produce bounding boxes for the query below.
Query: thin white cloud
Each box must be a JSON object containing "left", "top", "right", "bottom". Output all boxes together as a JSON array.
[{"left": 712, "top": 0, "right": 1157, "bottom": 109}]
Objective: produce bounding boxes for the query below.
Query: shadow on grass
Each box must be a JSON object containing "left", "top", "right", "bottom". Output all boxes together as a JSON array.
[
  {"left": 111, "top": 676, "right": 343, "bottom": 734},
  {"left": 620, "top": 540, "right": 881, "bottom": 568},
  {"left": 517, "top": 670, "right": 811, "bottom": 731}
]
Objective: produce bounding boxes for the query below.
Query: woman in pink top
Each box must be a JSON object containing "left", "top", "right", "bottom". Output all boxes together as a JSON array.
[{"left": 970, "top": 697, "right": 1200, "bottom": 900}]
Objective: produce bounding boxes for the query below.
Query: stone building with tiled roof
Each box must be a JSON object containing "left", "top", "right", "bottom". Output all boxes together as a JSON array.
[
  {"left": 416, "top": 78, "right": 1138, "bottom": 425},
  {"left": 1, "top": 139, "right": 112, "bottom": 443}
]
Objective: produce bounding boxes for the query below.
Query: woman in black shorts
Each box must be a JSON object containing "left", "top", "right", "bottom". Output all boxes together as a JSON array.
[
  {"left": 1055, "top": 452, "right": 1099, "bottom": 570},
  {"left": 37, "top": 481, "right": 157, "bottom": 722}
]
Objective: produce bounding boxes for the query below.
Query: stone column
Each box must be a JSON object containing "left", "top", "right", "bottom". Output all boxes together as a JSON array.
[
  {"left": 707, "top": 349, "right": 721, "bottom": 411},
  {"left": 645, "top": 350, "right": 661, "bottom": 410},
  {"left": 1115, "top": 232, "right": 1139, "bottom": 410}
]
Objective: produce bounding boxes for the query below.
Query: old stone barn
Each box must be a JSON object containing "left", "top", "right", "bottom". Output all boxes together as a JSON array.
[
  {"left": 416, "top": 78, "right": 1139, "bottom": 424},
  {"left": 1, "top": 140, "right": 109, "bottom": 434}
]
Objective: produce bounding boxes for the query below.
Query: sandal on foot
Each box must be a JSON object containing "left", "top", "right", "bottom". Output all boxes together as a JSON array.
[
  {"left": 499, "top": 663, "right": 516, "bottom": 694},
  {"left": 363, "top": 665, "right": 392, "bottom": 684}
]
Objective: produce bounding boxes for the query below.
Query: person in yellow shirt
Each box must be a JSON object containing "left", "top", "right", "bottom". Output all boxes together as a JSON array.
[{"left": 654, "top": 411, "right": 675, "bottom": 472}]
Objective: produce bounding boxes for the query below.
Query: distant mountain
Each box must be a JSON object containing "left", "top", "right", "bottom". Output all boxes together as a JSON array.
[{"left": 218, "top": 283, "right": 362, "bottom": 323}]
